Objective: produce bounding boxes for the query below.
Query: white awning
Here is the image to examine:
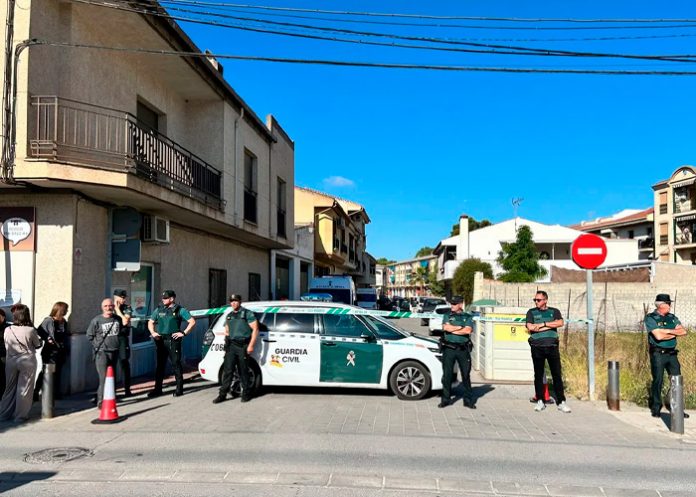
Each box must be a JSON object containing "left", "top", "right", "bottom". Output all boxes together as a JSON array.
[
  {"left": 673, "top": 178, "right": 696, "bottom": 189},
  {"left": 676, "top": 213, "right": 696, "bottom": 222}
]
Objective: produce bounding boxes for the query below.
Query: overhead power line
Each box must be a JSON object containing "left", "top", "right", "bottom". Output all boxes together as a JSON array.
[
  {"left": 154, "top": 1, "right": 696, "bottom": 25},
  {"left": 68, "top": 0, "right": 696, "bottom": 64},
  {"left": 30, "top": 39, "right": 696, "bottom": 76}
]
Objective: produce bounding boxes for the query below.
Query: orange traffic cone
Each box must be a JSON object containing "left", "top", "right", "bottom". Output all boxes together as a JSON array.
[
  {"left": 541, "top": 371, "right": 551, "bottom": 403},
  {"left": 92, "top": 366, "right": 123, "bottom": 424}
]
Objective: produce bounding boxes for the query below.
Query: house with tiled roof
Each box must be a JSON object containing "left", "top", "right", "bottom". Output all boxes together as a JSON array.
[{"left": 569, "top": 208, "right": 654, "bottom": 260}]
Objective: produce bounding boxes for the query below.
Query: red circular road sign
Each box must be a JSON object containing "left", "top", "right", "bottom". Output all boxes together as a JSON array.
[{"left": 572, "top": 234, "right": 608, "bottom": 270}]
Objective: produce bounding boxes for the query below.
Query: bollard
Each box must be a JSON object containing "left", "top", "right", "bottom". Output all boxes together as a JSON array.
[
  {"left": 41, "top": 363, "right": 55, "bottom": 419},
  {"left": 670, "top": 375, "right": 684, "bottom": 435},
  {"left": 606, "top": 361, "right": 620, "bottom": 411}
]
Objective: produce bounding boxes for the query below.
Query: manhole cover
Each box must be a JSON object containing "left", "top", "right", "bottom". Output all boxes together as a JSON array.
[{"left": 24, "top": 447, "right": 93, "bottom": 464}]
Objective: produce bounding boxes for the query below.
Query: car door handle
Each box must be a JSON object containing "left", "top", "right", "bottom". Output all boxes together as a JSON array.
[
  {"left": 263, "top": 339, "right": 277, "bottom": 343},
  {"left": 322, "top": 342, "right": 337, "bottom": 347}
]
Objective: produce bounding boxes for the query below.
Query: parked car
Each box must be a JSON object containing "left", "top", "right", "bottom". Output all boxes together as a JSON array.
[
  {"left": 377, "top": 295, "right": 392, "bottom": 311},
  {"left": 420, "top": 298, "right": 448, "bottom": 325},
  {"left": 428, "top": 304, "right": 451, "bottom": 336},
  {"left": 199, "top": 301, "right": 444, "bottom": 400}
]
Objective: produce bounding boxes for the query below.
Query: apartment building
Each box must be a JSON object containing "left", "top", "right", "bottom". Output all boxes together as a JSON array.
[
  {"left": 384, "top": 255, "right": 437, "bottom": 298},
  {"left": 294, "top": 187, "right": 375, "bottom": 286},
  {"left": 653, "top": 166, "right": 696, "bottom": 264},
  {"left": 0, "top": 0, "right": 294, "bottom": 393},
  {"left": 569, "top": 208, "right": 655, "bottom": 260}
]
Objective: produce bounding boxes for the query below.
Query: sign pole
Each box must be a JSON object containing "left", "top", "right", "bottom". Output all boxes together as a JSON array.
[{"left": 586, "top": 268, "right": 595, "bottom": 401}]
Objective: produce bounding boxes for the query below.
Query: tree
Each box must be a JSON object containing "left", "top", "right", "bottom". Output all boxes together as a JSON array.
[
  {"left": 414, "top": 246, "right": 434, "bottom": 258},
  {"left": 427, "top": 265, "right": 445, "bottom": 296},
  {"left": 376, "top": 257, "right": 395, "bottom": 265},
  {"left": 497, "top": 225, "right": 547, "bottom": 282},
  {"left": 451, "top": 258, "right": 494, "bottom": 305},
  {"left": 450, "top": 217, "right": 492, "bottom": 236}
]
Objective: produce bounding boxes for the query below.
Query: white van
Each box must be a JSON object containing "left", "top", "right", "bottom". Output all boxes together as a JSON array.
[
  {"left": 356, "top": 288, "right": 378, "bottom": 310},
  {"left": 308, "top": 276, "right": 355, "bottom": 305},
  {"left": 198, "top": 301, "right": 444, "bottom": 400}
]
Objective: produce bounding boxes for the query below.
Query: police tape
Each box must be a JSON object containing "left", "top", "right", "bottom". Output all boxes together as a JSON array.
[{"left": 189, "top": 305, "right": 590, "bottom": 324}]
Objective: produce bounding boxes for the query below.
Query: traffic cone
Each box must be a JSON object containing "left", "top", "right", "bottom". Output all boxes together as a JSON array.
[
  {"left": 92, "top": 366, "right": 123, "bottom": 424},
  {"left": 530, "top": 372, "right": 552, "bottom": 404}
]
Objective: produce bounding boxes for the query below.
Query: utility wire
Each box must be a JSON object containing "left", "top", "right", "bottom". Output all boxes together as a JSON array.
[
  {"left": 32, "top": 40, "right": 696, "bottom": 75},
  {"left": 69, "top": 0, "right": 696, "bottom": 64},
  {"left": 153, "top": 1, "right": 696, "bottom": 25}
]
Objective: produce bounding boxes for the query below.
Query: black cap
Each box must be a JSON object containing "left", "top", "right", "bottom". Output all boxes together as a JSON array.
[
  {"left": 113, "top": 289, "right": 127, "bottom": 298},
  {"left": 162, "top": 290, "right": 176, "bottom": 299},
  {"left": 655, "top": 293, "right": 672, "bottom": 304},
  {"left": 229, "top": 294, "right": 243, "bottom": 302},
  {"left": 450, "top": 295, "right": 464, "bottom": 305}
]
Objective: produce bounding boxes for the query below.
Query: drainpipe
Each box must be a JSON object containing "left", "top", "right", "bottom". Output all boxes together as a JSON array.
[{"left": 233, "top": 107, "right": 244, "bottom": 226}]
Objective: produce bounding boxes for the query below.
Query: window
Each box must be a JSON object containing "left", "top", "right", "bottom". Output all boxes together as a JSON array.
[
  {"left": 659, "top": 223, "right": 669, "bottom": 245},
  {"left": 628, "top": 230, "right": 634, "bottom": 239},
  {"left": 322, "top": 314, "right": 372, "bottom": 338},
  {"left": 137, "top": 100, "right": 160, "bottom": 131},
  {"left": 362, "top": 316, "right": 405, "bottom": 341},
  {"left": 248, "top": 272, "right": 262, "bottom": 301},
  {"left": 270, "top": 313, "right": 316, "bottom": 334},
  {"left": 208, "top": 269, "right": 227, "bottom": 309},
  {"left": 244, "top": 150, "right": 257, "bottom": 223},
  {"left": 277, "top": 177, "right": 287, "bottom": 238},
  {"left": 129, "top": 263, "right": 155, "bottom": 345}
]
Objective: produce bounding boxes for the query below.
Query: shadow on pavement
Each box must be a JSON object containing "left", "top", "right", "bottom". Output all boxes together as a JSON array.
[
  {"left": 0, "top": 471, "right": 55, "bottom": 493},
  {"left": 120, "top": 403, "right": 170, "bottom": 420}
]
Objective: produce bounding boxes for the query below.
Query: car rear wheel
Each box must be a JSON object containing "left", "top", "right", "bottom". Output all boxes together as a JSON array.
[{"left": 389, "top": 361, "right": 431, "bottom": 400}]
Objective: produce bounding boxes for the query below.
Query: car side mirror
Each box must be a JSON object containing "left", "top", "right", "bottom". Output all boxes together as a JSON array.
[{"left": 361, "top": 333, "right": 376, "bottom": 343}]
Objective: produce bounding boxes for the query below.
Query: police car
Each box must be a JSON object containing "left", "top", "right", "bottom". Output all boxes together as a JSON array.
[{"left": 198, "top": 301, "right": 444, "bottom": 400}]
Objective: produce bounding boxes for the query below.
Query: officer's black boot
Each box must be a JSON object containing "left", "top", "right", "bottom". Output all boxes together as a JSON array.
[{"left": 212, "top": 394, "right": 226, "bottom": 404}]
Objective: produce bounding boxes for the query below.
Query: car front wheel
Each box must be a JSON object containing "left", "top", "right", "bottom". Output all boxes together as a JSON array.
[
  {"left": 389, "top": 361, "right": 431, "bottom": 400},
  {"left": 219, "top": 360, "right": 262, "bottom": 397}
]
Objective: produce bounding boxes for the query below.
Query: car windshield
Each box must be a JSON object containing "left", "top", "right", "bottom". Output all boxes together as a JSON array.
[
  {"left": 424, "top": 299, "right": 446, "bottom": 307},
  {"left": 361, "top": 316, "right": 407, "bottom": 340}
]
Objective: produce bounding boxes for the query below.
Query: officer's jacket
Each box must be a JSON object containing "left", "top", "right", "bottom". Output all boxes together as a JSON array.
[
  {"left": 645, "top": 311, "right": 681, "bottom": 349},
  {"left": 442, "top": 310, "right": 474, "bottom": 344}
]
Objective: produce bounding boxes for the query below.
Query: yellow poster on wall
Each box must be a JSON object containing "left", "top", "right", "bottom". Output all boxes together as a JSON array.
[{"left": 489, "top": 313, "right": 529, "bottom": 342}]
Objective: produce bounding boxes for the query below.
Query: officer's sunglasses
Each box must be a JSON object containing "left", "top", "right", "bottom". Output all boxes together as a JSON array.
[{"left": 532, "top": 298, "right": 545, "bottom": 302}]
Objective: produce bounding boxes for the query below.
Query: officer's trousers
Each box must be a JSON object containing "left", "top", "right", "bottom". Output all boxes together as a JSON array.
[
  {"left": 118, "top": 336, "right": 131, "bottom": 393},
  {"left": 441, "top": 346, "right": 472, "bottom": 402},
  {"left": 154, "top": 336, "right": 183, "bottom": 394},
  {"left": 649, "top": 349, "right": 681, "bottom": 413},
  {"left": 530, "top": 344, "right": 566, "bottom": 403},
  {"left": 94, "top": 350, "right": 118, "bottom": 403},
  {"left": 219, "top": 341, "right": 251, "bottom": 399}
]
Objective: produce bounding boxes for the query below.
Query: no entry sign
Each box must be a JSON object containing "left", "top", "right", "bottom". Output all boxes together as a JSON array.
[{"left": 572, "top": 234, "right": 607, "bottom": 270}]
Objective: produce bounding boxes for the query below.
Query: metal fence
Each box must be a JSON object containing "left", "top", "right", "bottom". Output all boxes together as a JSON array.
[{"left": 29, "top": 95, "right": 223, "bottom": 210}]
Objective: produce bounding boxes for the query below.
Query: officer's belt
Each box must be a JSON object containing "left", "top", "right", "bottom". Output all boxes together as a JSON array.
[
  {"left": 441, "top": 340, "right": 470, "bottom": 351},
  {"left": 226, "top": 337, "right": 250, "bottom": 345},
  {"left": 650, "top": 347, "right": 678, "bottom": 355}
]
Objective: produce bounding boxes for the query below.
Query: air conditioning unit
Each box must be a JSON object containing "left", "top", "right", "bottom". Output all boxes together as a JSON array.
[{"left": 142, "top": 215, "right": 170, "bottom": 243}]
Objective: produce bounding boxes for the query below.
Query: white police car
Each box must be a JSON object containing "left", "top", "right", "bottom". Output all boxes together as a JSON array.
[{"left": 198, "top": 301, "right": 444, "bottom": 400}]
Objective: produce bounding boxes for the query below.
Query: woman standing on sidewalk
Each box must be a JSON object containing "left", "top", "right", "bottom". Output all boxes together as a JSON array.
[
  {"left": 36, "top": 302, "right": 70, "bottom": 400},
  {"left": 0, "top": 305, "right": 42, "bottom": 423}
]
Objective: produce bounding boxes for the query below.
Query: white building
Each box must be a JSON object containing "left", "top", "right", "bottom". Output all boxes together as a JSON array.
[
  {"left": 434, "top": 216, "right": 640, "bottom": 284},
  {"left": 270, "top": 224, "right": 315, "bottom": 300}
]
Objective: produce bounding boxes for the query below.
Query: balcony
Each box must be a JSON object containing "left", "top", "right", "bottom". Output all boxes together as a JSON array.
[
  {"left": 29, "top": 96, "right": 223, "bottom": 210},
  {"left": 638, "top": 237, "right": 655, "bottom": 250}
]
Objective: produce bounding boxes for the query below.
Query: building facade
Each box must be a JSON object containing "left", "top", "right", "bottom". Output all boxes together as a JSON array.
[
  {"left": 434, "top": 215, "right": 639, "bottom": 289},
  {"left": 0, "top": 0, "right": 294, "bottom": 393},
  {"left": 569, "top": 208, "right": 655, "bottom": 260},
  {"left": 294, "top": 187, "right": 375, "bottom": 286},
  {"left": 384, "top": 255, "right": 437, "bottom": 298},
  {"left": 270, "top": 224, "right": 314, "bottom": 300},
  {"left": 653, "top": 166, "right": 696, "bottom": 264}
]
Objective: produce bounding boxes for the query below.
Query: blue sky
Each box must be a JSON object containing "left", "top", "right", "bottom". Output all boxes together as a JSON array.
[{"left": 176, "top": 1, "right": 696, "bottom": 260}]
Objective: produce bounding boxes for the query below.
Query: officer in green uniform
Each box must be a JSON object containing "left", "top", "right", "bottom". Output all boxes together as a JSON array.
[
  {"left": 644, "top": 293, "right": 689, "bottom": 418},
  {"left": 438, "top": 295, "right": 476, "bottom": 409},
  {"left": 526, "top": 291, "right": 571, "bottom": 413},
  {"left": 113, "top": 289, "right": 133, "bottom": 397},
  {"left": 213, "top": 294, "right": 259, "bottom": 404},
  {"left": 148, "top": 290, "right": 196, "bottom": 398}
]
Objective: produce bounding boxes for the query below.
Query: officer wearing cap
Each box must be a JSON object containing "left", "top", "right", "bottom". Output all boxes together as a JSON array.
[
  {"left": 645, "top": 293, "right": 689, "bottom": 418},
  {"left": 113, "top": 289, "right": 133, "bottom": 397},
  {"left": 147, "top": 290, "right": 196, "bottom": 398},
  {"left": 212, "top": 294, "right": 259, "bottom": 404},
  {"left": 439, "top": 295, "right": 476, "bottom": 409}
]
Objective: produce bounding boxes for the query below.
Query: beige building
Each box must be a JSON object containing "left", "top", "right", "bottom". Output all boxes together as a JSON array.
[
  {"left": 294, "top": 187, "right": 375, "bottom": 286},
  {"left": 385, "top": 255, "right": 437, "bottom": 298},
  {"left": 653, "top": 166, "right": 696, "bottom": 264},
  {"left": 0, "top": 0, "right": 294, "bottom": 393}
]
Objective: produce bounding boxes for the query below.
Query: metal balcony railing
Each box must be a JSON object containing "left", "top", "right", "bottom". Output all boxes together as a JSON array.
[{"left": 29, "top": 96, "right": 223, "bottom": 210}]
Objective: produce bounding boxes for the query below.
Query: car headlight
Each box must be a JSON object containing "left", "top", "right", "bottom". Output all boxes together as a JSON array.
[{"left": 202, "top": 329, "right": 215, "bottom": 347}]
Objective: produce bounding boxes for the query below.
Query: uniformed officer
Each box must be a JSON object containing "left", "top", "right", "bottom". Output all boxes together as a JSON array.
[
  {"left": 113, "top": 289, "right": 133, "bottom": 397},
  {"left": 645, "top": 293, "right": 689, "bottom": 418},
  {"left": 438, "top": 295, "right": 476, "bottom": 409},
  {"left": 212, "top": 294, "right": 259, "bottom": 404},
  {"left": 147, "top": 290, "right": 196, "bottom": 398},
  {"left": 526, "top": 291, "right": 571, "bottom": 413}
]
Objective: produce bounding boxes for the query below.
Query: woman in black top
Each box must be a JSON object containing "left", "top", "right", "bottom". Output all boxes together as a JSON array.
[{"left": 36, "top": 302, "right": 70, "bottom": 399}]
